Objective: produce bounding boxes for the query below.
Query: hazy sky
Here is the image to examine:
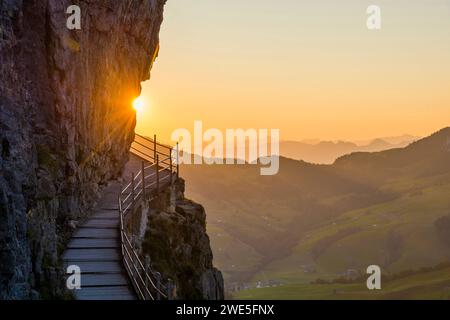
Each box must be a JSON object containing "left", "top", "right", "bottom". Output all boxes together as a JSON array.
[{"left": 136, "top": 0, "right": 450, "bottom": 143}]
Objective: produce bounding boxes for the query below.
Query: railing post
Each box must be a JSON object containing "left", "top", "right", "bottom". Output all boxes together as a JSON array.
[
  {"left": 131, "top": 240, "right": 138, "bottom": 298},
  {"left": 131, "top": 172, "right": 135, "bottom": 234},
  {"left": 145, "top": 255, "right": 151, "bottom": 300},
  {"left": 156, "top": 155, "right": 160, "bottom": 195},
  {"left": 155, "top": 271, "right": 162, "bottom": 300},
  {"left": 167, "top": 279, "right": 174, "bottom": 300},
  {"left": 170, "top": 148, "right": 173, "bottom": 186},
  {"left": 153, "top": 134, "right": 157, "bottom": 163},
  {"left": 118, "top": 192, "right": 124, "bottom": 256},
  {"left": 141, "top": 161, "right": 146, "bottom": 200},
  {"left": 176, "top": 142, "right": 180, "bottom": 179}
]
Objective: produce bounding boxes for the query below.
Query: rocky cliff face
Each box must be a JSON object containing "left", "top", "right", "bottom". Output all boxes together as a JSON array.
[
  {"left": 141, "top": 179, "right": 224, "bottom": 300},
  {"left": 0, "top": 0, "right": 166, "bottom": 299}
]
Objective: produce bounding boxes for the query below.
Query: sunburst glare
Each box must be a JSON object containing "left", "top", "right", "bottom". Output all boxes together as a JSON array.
[{"left": 132, "top": 96, "right": 147, "bottom": 113}]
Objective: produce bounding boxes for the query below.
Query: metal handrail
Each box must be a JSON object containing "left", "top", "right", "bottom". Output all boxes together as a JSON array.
[
  {"left": 132, "top": 134, "right": 174, "bottom": 161},
  {"left": 144, "top": 172, "right": 156, "bottom": 180},
  {"left": 122, "top": 193, "right": 132, "bottom": 205},
  {"left": 119, "top": 134, "right": 179, "bottom": 300},
  {"left": 134, "top": 171, "right": 142, "bottom": 180},
  {"left": 135, "top": 133, "right": 173, "bottom": 150},
  {"left": 123, "top": 244, "right": 151, "bottom": 299},
  {"left": 123, "top": 233, "right": 167, "bottom": 299},
  {"left": 129, "top": 147, "right": 153, "bottom": 161},
  {"left": 122, "top": 181, "right": 132, "bottom": 192},
  {"left": 132, "top": 139, "right": 154, "bottom": 151}
]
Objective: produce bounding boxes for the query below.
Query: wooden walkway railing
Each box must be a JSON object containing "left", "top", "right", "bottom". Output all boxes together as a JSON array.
[{"left": 119, "top": 134, "right": 179, "bottom": 300}]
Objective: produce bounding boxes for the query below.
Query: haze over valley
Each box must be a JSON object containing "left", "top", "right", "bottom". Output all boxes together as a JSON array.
[
  {"left": 181, "top": 128, "right": 450, "bottom": 299},
  {"left": 279, "top": 135, "right": 419, "bottom": 164}
]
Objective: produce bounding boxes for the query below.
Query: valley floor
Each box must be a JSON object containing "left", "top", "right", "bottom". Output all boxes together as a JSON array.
[{"left": 234, "top": 266, "right": 450, "bottom": 300}]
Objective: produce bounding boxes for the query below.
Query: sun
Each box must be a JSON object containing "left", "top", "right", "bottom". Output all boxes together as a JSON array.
[{"left": 132, "top": 96, "right": 147, "bottom": 113}]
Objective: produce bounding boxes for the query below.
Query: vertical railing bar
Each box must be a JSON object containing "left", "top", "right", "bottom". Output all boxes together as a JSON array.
[
  {"left": 153, "top": 134, "right": 157, "bottom": 163},
  {"left": 170, "top": 148, "right": 173, "bottom": 186},
  {"left": 145, "top": 256, "right": 150, "bottom": 300},
  {"left": 155, "top": 271, "right": 162, "bottom": 300},
  {"left": 141, "top": 161, "right": 146, "bottom": 200},
  {"left": 169, "top": 153, "right": 173, "bottom": 168},
  {"left": 176, "top": 142, "right": 179, "bottom": 179},
  {"left": 167, "top": 279, "right": 173, "bottom": 300},
  {"left": 131, "top": 172, "right": 135, "bottom": 237},
  {"left": 132, "top": 242, "right": 139, "bottom": 298},
  {"left": 156, "top": 155, "right": 160, "bottom": 195},
  {"left": 119, "top": 192, "right": 124, "bottom": 257}
]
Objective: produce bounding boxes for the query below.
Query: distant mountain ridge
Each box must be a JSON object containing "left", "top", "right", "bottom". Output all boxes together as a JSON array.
[
  {"left": 280, "top": 135, "right": 419, "bottom": 164},
  {"left": 180, "top": 127, "right": 450, "bottom": 294}
]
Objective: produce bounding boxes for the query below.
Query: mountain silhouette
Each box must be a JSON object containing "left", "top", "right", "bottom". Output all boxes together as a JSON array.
[
  {"left": 279, "top": 135, "right": 417, "bottom": 164},
  {"left": 180, "top": 128, "right": 450, "bottom": 287}
]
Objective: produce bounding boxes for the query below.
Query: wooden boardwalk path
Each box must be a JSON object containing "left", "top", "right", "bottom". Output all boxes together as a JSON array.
[
  {"left": 63, "top": 180, "right": 136, "bottom": 300},
  {"left": 63, "top": 135, "right": 177, "bottom": 300}
]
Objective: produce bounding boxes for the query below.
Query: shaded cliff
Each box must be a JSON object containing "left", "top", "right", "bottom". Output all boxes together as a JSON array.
[
  {"left": 0, "top": 0, "right": 166, "bottom": 299},
  {"left": 141, "top": 178, "right": 224, "bottom": 300}
]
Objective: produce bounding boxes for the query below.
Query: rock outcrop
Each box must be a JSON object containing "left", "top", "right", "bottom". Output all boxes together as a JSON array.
[
  {"left": 0, "top": 0, "right": 166, "bottom": 299},
  {"left": 142, "top": 178, "right": 224, "bottom": 300}
]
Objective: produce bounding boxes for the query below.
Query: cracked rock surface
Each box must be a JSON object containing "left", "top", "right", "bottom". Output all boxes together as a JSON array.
[{"left": 0, "top": 0, "right": 166, "bottom": 299}]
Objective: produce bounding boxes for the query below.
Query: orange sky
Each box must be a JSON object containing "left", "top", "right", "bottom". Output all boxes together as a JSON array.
[{"left": 135, "top": 0, "right": 450, "bottom": 143}]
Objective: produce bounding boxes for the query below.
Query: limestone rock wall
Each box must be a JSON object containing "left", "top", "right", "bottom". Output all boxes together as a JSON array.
[
  {"left": 0, "top": 0, "right": 166, "bottom": 299},
  {"left": 142, "top": 179, "right": 225, "bottom": 300}
]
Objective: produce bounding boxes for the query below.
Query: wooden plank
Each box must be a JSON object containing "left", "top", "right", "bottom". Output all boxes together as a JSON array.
[
  {"left": 74, "top": 286, "right": 136, "bottom": 300},
  {"left": 83, "top": 219, "right": 119, "bottom": 228},
  {"left": 73, "top": 228, "right": 118, "bottom": 239},
  {"left": 78, "top": 273, "right": 129, "bottom": 287},
  {"left": 61, "top": 154, "right": 175, "bottom": 301},
  {"left": 67, "top": 238, "right": 119, "bottom": 249},
  {"left": 97, "top": 206, "right": 119, "bottom": 211},
  {"left": 91, "top": 211, "right": 119, "bottom": 219},
  {"left": 63, "top": 261, "right": 123, "bottom": 273},
  {"left": 99, "top": 194, "right": 120, "bottom": 201},
  {"left": 92, "top": 183, "right": 121, "bottom": 213},
  {"left": 63, "top": 248, "right": 120, "bottom": 261}
]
